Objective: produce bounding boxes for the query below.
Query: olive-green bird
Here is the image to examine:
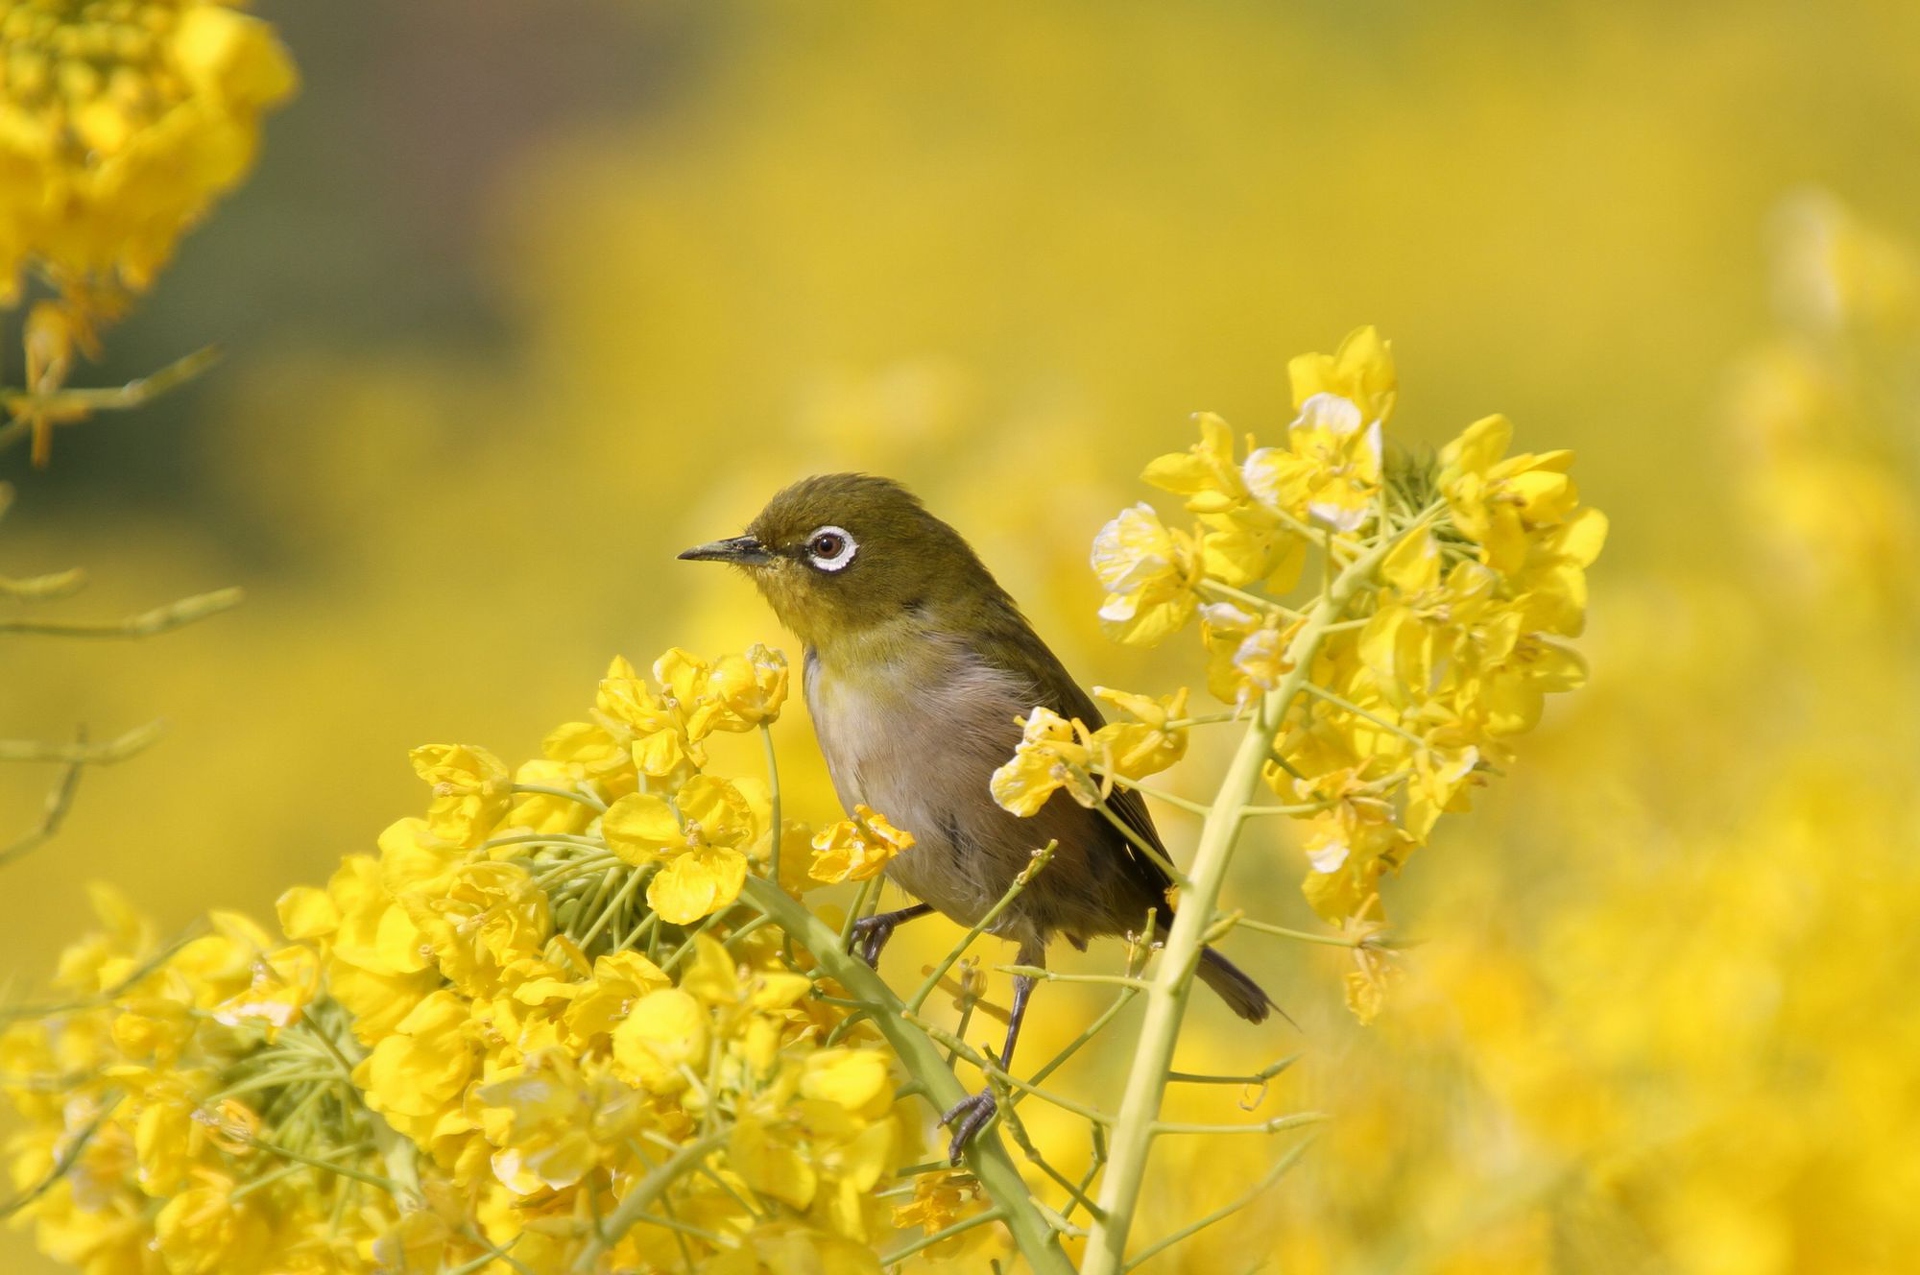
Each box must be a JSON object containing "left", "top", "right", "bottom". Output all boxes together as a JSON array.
[{"left": 681, "top": 473, "right": 1271, "bottom": 1159}]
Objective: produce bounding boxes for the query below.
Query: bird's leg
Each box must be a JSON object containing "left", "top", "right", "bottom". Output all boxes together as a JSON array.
[
  {"left": 941, "top": 940, "right": 1041, "bottom": 1162},
  {"left": 848, "top": 902, "right": 934, "bottom": 968}
]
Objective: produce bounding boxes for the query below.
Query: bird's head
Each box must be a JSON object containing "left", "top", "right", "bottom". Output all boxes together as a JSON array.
[{"left": 679, "top": 473, "right": 999, "bottom": 651}]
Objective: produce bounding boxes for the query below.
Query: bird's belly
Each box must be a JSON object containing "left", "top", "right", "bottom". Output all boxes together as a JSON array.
[{"left": 808, "top": 653, "right": 1042, "bottom": 930}]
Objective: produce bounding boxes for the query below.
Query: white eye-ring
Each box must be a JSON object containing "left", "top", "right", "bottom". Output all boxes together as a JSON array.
[{"left": 805, "top": 525, "right": 858, "bottom": 572}]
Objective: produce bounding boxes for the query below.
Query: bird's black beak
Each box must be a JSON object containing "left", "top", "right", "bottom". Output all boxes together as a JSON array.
[{"left": 678, "top": 535, "right": 774, "bottom": 566}]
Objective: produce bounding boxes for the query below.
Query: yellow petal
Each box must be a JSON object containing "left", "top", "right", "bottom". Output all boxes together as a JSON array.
[{"left": 602, "top": 793, "right": 681, "bottom": 864}]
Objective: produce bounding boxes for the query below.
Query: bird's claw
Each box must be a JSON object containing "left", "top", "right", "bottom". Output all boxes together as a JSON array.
[
  {"left": 848, "top": 915, "right": 896, "bottom": 968},
  {"left": 940, "top": 1089, "right": 998, "bottom": 1163}
]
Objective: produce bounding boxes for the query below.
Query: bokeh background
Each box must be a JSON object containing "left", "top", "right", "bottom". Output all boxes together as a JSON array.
[{"left": 6, "top": 2, "right": 1920, "bottom": 1271}]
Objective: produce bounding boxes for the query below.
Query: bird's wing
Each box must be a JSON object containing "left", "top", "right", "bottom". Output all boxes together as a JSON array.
[{"left": 969, "top": 587, "right": 1178, "bottom": 905}]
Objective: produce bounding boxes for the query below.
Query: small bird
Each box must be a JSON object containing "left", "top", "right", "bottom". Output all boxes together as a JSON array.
[{"left": 681, "top": 473, "right": 1271, "bottom": 1158}]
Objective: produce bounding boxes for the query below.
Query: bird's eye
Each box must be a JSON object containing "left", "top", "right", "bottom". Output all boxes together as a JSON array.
[{"left": 804, "top": 525, "right": 858, "bottom": 572}]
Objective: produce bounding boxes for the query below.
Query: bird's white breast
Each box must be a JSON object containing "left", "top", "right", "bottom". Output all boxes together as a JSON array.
[{"left": 805, "top": 638, "right": 1038, "bottom": 925}]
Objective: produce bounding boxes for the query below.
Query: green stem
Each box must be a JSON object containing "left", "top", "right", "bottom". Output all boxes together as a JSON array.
[
  {"left": 1107, "top": 778, "right": 1212, "bottom": 816},
  {"left": 741, "top": 878, "right": 1074, "bottom": 1275},
  {"left": 511, "top": 783, "right": 608, "bottom": 812},
  {"left": 1093, "top": 799, "right": 1191, "bottom": 886},
  {"left": 1079, "top": 522, "right": 1417, "bottom": 1275},
  {"left": 0, "top": 587, "right": 243, "bottom": 638},
  {"left": 1122, "top": 1132, "right": 1318, "bottom": 1270},
  {"left": 244, "top": 1135, "right": 405, "bottom": 1196},
  {"left": 573, "top": 1129, "right": 726, "bottom": 1273},
  {"left": 760, "top": 724, "right": 783, "bottom": 885},
  {"left": 905, "top": 842, "right": 1053, "bottom": 1014},
  {"left": 882, "top": 1207, "right": 1007, "bottom": 1265}
]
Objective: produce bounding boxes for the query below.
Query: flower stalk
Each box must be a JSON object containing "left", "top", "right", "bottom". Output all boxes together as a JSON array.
[
  {"left": 1081, "top": 523, "right": 1418, "bottom": 1275},
  {"left": 742, "top": 878, "right": 1076, "bottom": 1275}
]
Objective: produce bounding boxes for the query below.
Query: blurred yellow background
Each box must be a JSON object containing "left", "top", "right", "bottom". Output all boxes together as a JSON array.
[{"left": 6, "top": 2, "right": 1919, "bottom": 1271}]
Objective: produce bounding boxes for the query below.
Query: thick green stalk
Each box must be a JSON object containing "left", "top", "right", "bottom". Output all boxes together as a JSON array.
[
  {"left": 1079, "top": 527, "right": 1413, "bottom": 1275},
  {"left": 741, "top": 878, "right": 1075, "bottom": 1275}
]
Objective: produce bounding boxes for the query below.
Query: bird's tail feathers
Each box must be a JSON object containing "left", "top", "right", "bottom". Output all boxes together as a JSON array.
[{"left": 1197, "top": 945, "right": 1289, "bottom": 1027}]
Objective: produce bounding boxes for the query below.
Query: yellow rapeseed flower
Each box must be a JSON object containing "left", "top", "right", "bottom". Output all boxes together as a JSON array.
[
  {"left": 603, "top": 774, "right": 754, "bottom": 923},
  {"left": 1086, "top": 685, "right": 1190, "bottom": 780},
  {"left": 352, "top": 988, "right": 478, "bottom": 1144},
  {"left": 1245, "top": 391, "right": 1385, "bottom": 532},
  {"left": 1091, "top": 502, "right": 1202, "bottom": 645},
  {"left": 1438, "top": 414, "right": 1581, "bottom": 575},
  {"left": 610, "top": 987, "right": 708, "bottom": 1094},
  {"left": 989, "top": 705, "right": 1096, "bottom": 816},
  {"left": 808, "top": 804, "right": 914, "bottom": 884},
  {"left": 409, "top": 743, "right": 514, "bottom": 848},
  {"left": 891, "top": 1168, "right": 992, "bottom": 1257},
  {"left": 1287, "top": 323, "right": 1397, "bottom": 426}
]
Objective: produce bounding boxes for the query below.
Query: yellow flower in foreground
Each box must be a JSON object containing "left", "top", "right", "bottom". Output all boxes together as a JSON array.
[
  {"left": 990, "top": 706, "right": 1095, "bottom": 816},
  {"left": 892, "top": 1169, "right": 991, "bottom": 1256},
  {"left": 564, "top": 950, "right": 672, "bottom": 1046},
  {"left": 610, "top": 988, "right": 708, "bottom": 1094},
  {"left": 602, "top": 775, "right": 754, "bottom": 923},
  {"left": 1141, "top": 412, "right": 1250, "bottom": 513},
  {"left": 704, "top": 1221, "right": 885, "bottom": 1275},
  {"left": 656, "top": 644, "right": 790, "bottom": 737},
  {"left": 596, "top": 654, "right": 703, "bottom": 788},
  {"left": 475, "top": 1054, "right": 641, "bottom": 1195},
  {"left": 809, "top": 805, "right": 915, "bottom": 884},
  {"left": 1091, "top": 503, "right": 1200, "bottom": 644},
  {"left": 1245, "top": 391, "right": 1384, "bottom": 532},
  {"left": 648, "top": 845, "right": 749, "bottom": 924},
  {"left": 1287, "top": 323, "right": 1397, "bottom": 426},
  {"left": 352, "top": 989, "right": 478, "bottom": 1143},
  {"left": 1439, "top": 414, "right": 1580, "bottom": 574},
  {"left": 409, "top": 744, "right": 512, "bottom": 848},
  {"left": 0, "top": 1, "right": 298, "bottom": 304},
  {"left": 1087, "top": 685, "right": 1190, "bottom": 780},
  {"left": 153, "top": 1182, "right": 271, "bottom": 1275}
]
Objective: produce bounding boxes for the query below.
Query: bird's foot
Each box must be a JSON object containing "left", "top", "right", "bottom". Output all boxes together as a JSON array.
[
  {"left": 940, "top": 1089, "right": 999, "bottom": 1163},
  {"left": 849, "top": 914, "right": 899, "bottom": 968}
]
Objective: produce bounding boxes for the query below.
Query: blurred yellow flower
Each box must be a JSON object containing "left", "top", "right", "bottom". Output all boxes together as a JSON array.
[
  {"left": 152, "top": 1182, "right": 270, "bottom": 1275},
  {"left": 209, "top": 942, "right": 318, "bottom": 1034},
  {"left": 0, "top": 0, "right": 297, "bottom": 305},
  {"left": 353, "top": 988, "right": 478, "bottom": 1143},
  {"left": 892, "top": 1169, "right": 991, "bottom": 1257},
  {"left": 705, "top": 1221, "right": 885, "bottom": 1275},
  {"left": 474, "top": 1052, "right": 640, "bottom": 1195}
]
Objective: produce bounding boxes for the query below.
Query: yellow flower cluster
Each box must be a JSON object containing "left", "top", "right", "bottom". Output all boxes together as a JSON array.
[
  {"left": 0, "top": 0, "right": 296, "bottom": 306},
  {"left": 2, "top": 649, "right": 971, "bottom": 1273},
  {"left": 0, "top": 887, "right": 380, "bottom": 1274},
  {"left": 1005, "top": 329, "right": 1605, "bottom": 1017},
  {"left": 991, "top": 687, "right": 1189, "bottom": 817}
]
